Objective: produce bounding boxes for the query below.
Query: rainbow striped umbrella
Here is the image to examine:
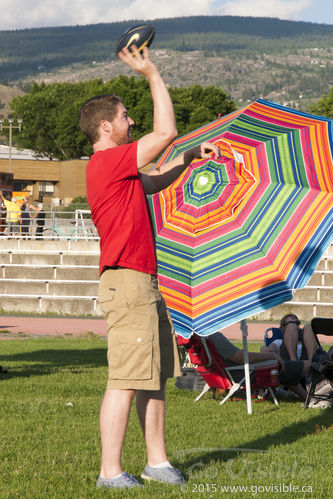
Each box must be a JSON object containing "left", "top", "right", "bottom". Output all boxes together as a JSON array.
[{"left": 148, "top": 99, "right": 333, "bottom": 339}]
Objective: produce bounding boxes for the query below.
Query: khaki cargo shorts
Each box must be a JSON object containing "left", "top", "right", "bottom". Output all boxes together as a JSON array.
[{"left": 98, "top": 268, "right": 181, "bottom": 390}]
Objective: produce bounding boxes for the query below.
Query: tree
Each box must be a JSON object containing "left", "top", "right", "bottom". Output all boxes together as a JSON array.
[
  {"left": 170, "top": 85, "right": 236, "bottom": 135},
  {"left": 11, "top": 80, "right": 106, "bottom": 159},
  {"left": 309, "top": 88, "right": 333, "bottom": 119},
  {"left": 10, "top": 78, "right": 236, "bottom": 160}
]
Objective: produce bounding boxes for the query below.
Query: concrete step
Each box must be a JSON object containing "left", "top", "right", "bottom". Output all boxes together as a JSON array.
[
  {"left": 0, "top": 280, "right": 99, "bottom": 296},
  {"left": 0, "top": 251, "right": 100, "bottom": 266},
  {"left": 294, "top": 287, "right": 333, "bottom": 303},
  {"left": 325, "top": 245, "right": 333, "bottom": 257},
  {"left": 255, "top": 303, "right": 333, "bottom": 323},
  {"left": 293, "top": 288, "right": 319, "bottom": 302},
  {"left": 55, "top": 267, "right": 99, "bottom": 280},
  {"left": 307, "top": 273, "right": 322, "bottom": 286},
  {"left": 61, "top": 254, "right": 100, "bottom": 266},
  {"left": 310, "top": 272, "right": 333, "bottom": 286},
  {"left": 0, "top": 238, "right": 100, "bottom": 252},
  {"left": 0, "top": 295, "right": 102, "bottom": 316},
  {"left": 316, "top": 258, "right": 333, "bottom": 271},
  {"left": 2, "top": 266, "right": 56, "bottom": 280},
  {"left": 0, "top": 239, "right": 332, "bottom": 319},
  {"left": 1, "top": 265, "right": 99, "bottom": 280}
]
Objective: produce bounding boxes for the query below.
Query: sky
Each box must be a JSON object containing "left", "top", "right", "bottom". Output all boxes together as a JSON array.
[{"left": 0, "top": 0, "right": 332, "bottom": 31}]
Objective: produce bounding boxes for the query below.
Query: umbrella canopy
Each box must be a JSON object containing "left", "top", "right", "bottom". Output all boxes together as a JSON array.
[{"left": 148, "top": 98, "right": 333, "bottom": 339}]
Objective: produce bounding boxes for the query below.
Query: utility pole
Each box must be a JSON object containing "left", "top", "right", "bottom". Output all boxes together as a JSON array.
[{"left": 0, "top": 114, "right": 23, "bottom": 173}]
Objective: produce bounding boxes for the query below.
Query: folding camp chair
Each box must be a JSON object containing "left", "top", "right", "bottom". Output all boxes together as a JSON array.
[
  {"left": 310, "top": 317, "right": 333, "bottom": 346},
  {"left": 177, "top": 334, "right": 232, "bottom": 398},
  {"left": 264, "top": 327, "right": 283, "bottom": 347},
  {"left": 303, "top": 317, "right": 333, "bottom": 409},
  {"left": 177, "top": 334, "right": 279, "bottom": 407}
]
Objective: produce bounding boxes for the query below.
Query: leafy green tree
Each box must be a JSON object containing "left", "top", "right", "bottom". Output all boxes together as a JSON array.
[
  {"left": 309, "top": 88, "right": 333, "bottom": 119},
  {"left": 10, "top": 77, "right": 236, "bottom": 160},
  {"left": 11, "top": 80, "right": 105, "bottom": 159},
  {"left": 170, "top": 85, "right": 236, "bottom": 135}
]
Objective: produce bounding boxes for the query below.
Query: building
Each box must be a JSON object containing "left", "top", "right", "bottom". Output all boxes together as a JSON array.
[{"left": 0, "top": 145, "right": 88, "bottom": 205}]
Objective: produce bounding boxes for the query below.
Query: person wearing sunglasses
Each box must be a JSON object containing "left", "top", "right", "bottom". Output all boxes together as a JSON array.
[
  {"left": 261, "top": 314, "right": 317, "bottom": 400},
  {"left": 279, "top": 314, "right": 317, "bottom": 363}
]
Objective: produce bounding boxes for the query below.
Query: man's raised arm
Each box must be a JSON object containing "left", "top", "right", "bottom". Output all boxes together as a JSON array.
[{"left": 118, "top": 46, "right": 178, "bottom": 168}]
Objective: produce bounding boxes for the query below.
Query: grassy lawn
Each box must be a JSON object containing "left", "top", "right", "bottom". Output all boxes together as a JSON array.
[{"left": 0, "top": 336, "right": 332, "bottom": 498}]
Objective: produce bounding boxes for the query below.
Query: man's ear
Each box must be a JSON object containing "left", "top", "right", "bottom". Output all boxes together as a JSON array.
[{"left": 100, "top": 120, "right": 112, "bottom": 133}]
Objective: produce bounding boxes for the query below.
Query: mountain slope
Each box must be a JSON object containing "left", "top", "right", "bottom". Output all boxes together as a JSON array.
[{"left": 0, "top": 16, "right": 332, "bottom": 112}]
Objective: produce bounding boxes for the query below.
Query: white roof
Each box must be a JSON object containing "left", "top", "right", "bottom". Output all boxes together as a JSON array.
[{"left": 0, "top": 145, "right": 49, "bottom": 160}]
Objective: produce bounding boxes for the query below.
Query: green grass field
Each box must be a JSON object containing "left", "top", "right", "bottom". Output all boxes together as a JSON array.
[{"left": 0, "top": 336, "right": 332, "bottom": 498}]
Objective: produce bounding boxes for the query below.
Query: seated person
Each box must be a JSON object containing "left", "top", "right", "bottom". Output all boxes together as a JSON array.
[
  {"left": 209, "top": 331, "right": 310, "bottom": 400},
  {"left": 260, "top": 314, "right": 317, "bottom": 399},
  {"left": 263, "top": 314, "right": 317, "bottom": 362}
]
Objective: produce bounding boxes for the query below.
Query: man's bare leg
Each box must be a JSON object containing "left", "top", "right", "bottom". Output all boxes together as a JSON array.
[
  {"left": 99, "top": 388, "right": 136, "bottom": 479},
  {"left": 136, "top": 382, "right": 168, "bottom": 466}
]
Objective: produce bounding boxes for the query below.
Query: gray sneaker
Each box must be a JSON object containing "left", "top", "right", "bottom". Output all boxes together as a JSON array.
[
  {"left": 96, "top": 471, "right": 142, "bottom": 488},
  {"left": 141, "top": 464, "right": 185, "bottom": 484}
]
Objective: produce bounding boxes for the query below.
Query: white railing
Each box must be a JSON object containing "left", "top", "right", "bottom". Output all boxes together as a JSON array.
[{"left": 0, "top": 209, "right": 99, "bottom": 240}]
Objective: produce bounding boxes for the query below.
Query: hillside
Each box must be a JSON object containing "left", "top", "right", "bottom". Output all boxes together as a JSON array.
[
  {"left": 0, "top": 16, "right": 332, "bottom": 112},
  {"left": 0, "top": 84, "right": 24, "bottom": 115},
  {"left": 23, "top": 46, "right": 331, "bottom": 112}
]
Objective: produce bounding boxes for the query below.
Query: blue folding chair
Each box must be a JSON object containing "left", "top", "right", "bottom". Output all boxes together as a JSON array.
[{"left": 264, "top": 327, "right": 283, "bottom": 346}]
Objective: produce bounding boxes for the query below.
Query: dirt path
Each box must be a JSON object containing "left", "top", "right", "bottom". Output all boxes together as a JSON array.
[{"left": 0, "top": 315, "right": 331, "bottom": 344}]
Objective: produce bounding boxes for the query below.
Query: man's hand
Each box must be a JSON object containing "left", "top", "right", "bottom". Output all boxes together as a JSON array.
[
  {"left": 117, "top": 46, "right": 159, "bottom": 80},
  {"left": 142, "top": 140, "right": 222, "bottom": 194},
  {"left": 194, "top": 141, "right": 221, "bottom": 160},
  {"left": 184, "top": 141, "right": 221, "bottom": 164}
]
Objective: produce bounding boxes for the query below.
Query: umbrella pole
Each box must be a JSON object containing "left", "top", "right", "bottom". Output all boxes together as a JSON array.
[{"left": 240, "top": 319, "right": 252, "bottom": 414}]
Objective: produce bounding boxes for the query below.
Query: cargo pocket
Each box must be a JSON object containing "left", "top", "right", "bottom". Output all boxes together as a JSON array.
[
  {"left": 108, "top": 328, "right": 153, "bottom": 380},
  {"left": 99, "top": 287, "right": 116, "bottom": 315},
  {"left": 98, "top": 272, "right": 123, "bottom": 326}
]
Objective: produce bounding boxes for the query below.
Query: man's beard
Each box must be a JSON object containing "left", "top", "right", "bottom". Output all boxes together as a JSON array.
[{"left": 114, "top": 126, "right": 133, "bottom": 145}]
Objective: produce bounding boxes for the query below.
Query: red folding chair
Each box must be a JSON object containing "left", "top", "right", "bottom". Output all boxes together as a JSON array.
[
  {"left": 177, "top": 334, "right": 232, "bottom": 400},
  {"left": 177, "top": 334, "right": 279, "bottom": 406}
]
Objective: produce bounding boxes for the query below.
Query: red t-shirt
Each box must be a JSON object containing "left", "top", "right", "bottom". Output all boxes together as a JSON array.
[{"left": 86, "top": 141, "right": 157, "bottom": 275}]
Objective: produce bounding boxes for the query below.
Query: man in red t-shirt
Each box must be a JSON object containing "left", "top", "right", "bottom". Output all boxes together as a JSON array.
[{"left": 79, "top": 45, "right": 220, "bottom": 489}]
